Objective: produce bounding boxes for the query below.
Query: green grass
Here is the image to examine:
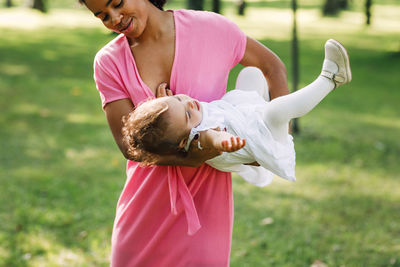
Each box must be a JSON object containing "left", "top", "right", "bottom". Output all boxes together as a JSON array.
[
  {"left": 1, "top": 3, "right": 400, "bottom": 267},
  {"left": 0, "top": 28, "right": 124, "bottom": 266}
]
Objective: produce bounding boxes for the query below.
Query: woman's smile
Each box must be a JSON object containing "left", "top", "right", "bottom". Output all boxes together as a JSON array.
[{"left": 119, "top": 18, "right": 133, "bottom": 34}]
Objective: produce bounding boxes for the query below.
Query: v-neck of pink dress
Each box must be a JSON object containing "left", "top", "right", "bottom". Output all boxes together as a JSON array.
[{"left": 93, "top": 9, "right": 247, "bottom": 266}]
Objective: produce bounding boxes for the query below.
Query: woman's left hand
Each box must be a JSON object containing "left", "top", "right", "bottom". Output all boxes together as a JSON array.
[{"left": 156, "top": 82, "right": 173, "bottom": 98}]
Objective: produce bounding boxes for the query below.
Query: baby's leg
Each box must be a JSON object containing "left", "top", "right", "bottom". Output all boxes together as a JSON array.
[
  {"left": 235, "top": 67, "right": 270, "bottom": 101},
  {"left": 263, "top": 39, "right": 352, "bottom": 144},
  {"left": 263, "top": 77, "right": 334, "bottom": 143},
  {"left": 234, "top": 66, "right": 289, "bottom": 143},
  {"left": 234, "top": 66, "right": 332, "bottom": 144}
]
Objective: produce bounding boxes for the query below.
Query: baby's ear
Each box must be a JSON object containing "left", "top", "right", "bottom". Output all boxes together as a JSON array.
[{"left": 178, "top": 138, "right": 188, "bottom": 149}]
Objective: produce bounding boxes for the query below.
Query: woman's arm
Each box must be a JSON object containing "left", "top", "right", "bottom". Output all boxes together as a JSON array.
[
  {"left": 240, "top": 36, "right": 290, "bottom": 100},
  {"left": 104, "top": 98, "right": 136, "bottom": 160},
  {"left": 156, "top": 129, "right": 246, "bottom": 166},
  {"left": 154, "top": 138, "right": 221, "bottom": 167}
]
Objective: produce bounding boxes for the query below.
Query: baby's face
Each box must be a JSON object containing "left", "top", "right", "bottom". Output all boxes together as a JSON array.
[{"left": 163, "top": 94, "right": 203, "bottom": 148}]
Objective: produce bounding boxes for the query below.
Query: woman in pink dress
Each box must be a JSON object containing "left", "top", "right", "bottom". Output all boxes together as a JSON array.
[{"left": 80, "top": 0, "right": 289, "bottom": 265}]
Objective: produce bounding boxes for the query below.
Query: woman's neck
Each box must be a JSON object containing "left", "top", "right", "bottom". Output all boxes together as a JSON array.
[{"left": 126, "top": 5, "right": 174, "bottom": 47}]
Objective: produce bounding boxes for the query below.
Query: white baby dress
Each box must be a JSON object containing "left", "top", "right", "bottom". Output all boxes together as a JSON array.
[{"left": 188, "top": 89, "right": 296, "bottom": 187}]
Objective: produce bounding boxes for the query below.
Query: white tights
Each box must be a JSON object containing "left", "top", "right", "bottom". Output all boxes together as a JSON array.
[{"left": 235, "top": 67, "right": 335, "bottom": 144}]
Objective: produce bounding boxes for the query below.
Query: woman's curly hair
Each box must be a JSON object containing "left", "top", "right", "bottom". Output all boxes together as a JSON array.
[
  {"left": 122, "top": 99, "right": 187, "bottom": 165},
  {"left": 78, "top": 0, "right": 167, "bottom": 11}
]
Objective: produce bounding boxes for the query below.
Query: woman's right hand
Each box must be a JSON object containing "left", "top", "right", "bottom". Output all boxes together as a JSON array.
[
  {"left": 152, "top": 133, "right": 222, "bottom": 167},
  {"left": 188, "top": 136, "right": 223, "bottom": 165}
]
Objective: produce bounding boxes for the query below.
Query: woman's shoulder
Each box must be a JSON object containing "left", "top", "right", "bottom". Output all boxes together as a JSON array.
[
  {"left": 174, "top": 9, "right": 235, "bottom": 28},
  {"left": 174, "top": 9, "right": 221, "bottom": 18},
  {"left": 94, "top": 34, "right": 128, "bottom": 66}
]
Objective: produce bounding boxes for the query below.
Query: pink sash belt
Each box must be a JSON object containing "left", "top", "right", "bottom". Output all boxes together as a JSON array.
[{"left": 167, "top": 166, "right": 207, "bottom": 235}]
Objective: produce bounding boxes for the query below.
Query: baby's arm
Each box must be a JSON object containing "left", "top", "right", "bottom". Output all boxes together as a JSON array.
[
  {"left": 201, "top": 129, "right": 260, "bottom": 166},
  {"left": 201, "top": 129, "right": 246, "bottom": 153}
]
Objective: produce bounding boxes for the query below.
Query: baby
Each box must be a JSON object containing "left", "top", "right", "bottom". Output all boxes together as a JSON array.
[{"left": 122, "top": 39, "right": 352, "bottom": 186}]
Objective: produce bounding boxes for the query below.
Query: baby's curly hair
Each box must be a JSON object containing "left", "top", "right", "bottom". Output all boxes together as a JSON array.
[{"left": 122, "top": 99, "right": 187, "bottom": 165}]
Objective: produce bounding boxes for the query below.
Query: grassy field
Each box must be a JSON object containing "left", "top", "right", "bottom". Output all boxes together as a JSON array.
[{"left": 1, "top": 2, "right": 400, "bottom": 266}]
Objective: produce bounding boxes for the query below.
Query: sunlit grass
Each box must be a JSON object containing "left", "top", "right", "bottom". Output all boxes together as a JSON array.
[{"left": 1, "top": 2, "right": 400, "bottom": 266}]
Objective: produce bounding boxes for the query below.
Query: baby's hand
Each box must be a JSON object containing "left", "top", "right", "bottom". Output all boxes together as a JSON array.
[
  {"left": 220, "top": 136, "right": 246, "bottom": 152},
  {"left": 203, "top": 129, "right": 245, "bottom": 154}
]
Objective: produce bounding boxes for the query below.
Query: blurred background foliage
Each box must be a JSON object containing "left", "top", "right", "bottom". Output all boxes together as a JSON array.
[
  {"left": 3, "top": 0, "right": 398, "bottom": 21},
  {"left": 1, "top": 0, "right": 399, "bottom": 266}
]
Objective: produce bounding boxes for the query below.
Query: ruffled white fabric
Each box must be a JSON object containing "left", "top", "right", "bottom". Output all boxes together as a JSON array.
[{"left": 189, "top": 90, "right": 296, "bottom": 187}]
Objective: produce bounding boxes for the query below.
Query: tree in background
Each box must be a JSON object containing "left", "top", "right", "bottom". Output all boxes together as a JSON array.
[
  {"left": 237, "top": 0, "right": 246, "bottom": 16},
  {"left": 187, "top": 0, "right": 204, "bottom": 10},
  {"left": 365, "top": 0, "right": 372, "bottom": 25},
  {"left": 212, "top": 0, "right": 221, "bottom": 13},
  {"left": 323, "top": 0, "right": 348, "bottom": 16},
  {"left": 338, "top": 0, "right": 348, "bottom": 9},
  {"left": 31, "top": 0, "right": 47, "bottom": 12},
  {"left": 291, "top": 0, "right": 299, "bottom": 133},
  {"left": 5, "top": 0, "right": 12, "bottom": 7}
]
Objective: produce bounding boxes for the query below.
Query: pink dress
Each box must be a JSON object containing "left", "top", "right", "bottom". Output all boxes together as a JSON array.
[{"left": 94, "top": 10, "right": 246, "bottom": 266}]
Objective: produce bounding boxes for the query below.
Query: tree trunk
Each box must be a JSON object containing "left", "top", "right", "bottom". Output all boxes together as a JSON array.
[
  {"left": 366, "top": 0, "right": 372, "bottom": 25},
  {"left": 291, "top": 0, "right": 300, "bottom": 133},
  {"left": 32, "top": 0, "right": 46, "bottom": 12},
  {"left": 187, "top": 0, "right": 203, "bottom": 10},
  {"left": 5, "top": 0, "right": 12, "bottom": 7},
  {"left": 338, "top": 0, "right": 348, "bottom": 9},
  {"left": 323, "top": 0, "right": 340, "bottom": 16},
  {"left": 237, "top": 0, "right": 246, "bottom": 16},
  {"left": 212, "top": 0, "right": 221, "bottom": 14}
]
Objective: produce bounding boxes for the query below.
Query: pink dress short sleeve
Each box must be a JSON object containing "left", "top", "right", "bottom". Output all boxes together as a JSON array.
[{"left": 94, "top": 10, "right": 246, "bottom": 266}]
